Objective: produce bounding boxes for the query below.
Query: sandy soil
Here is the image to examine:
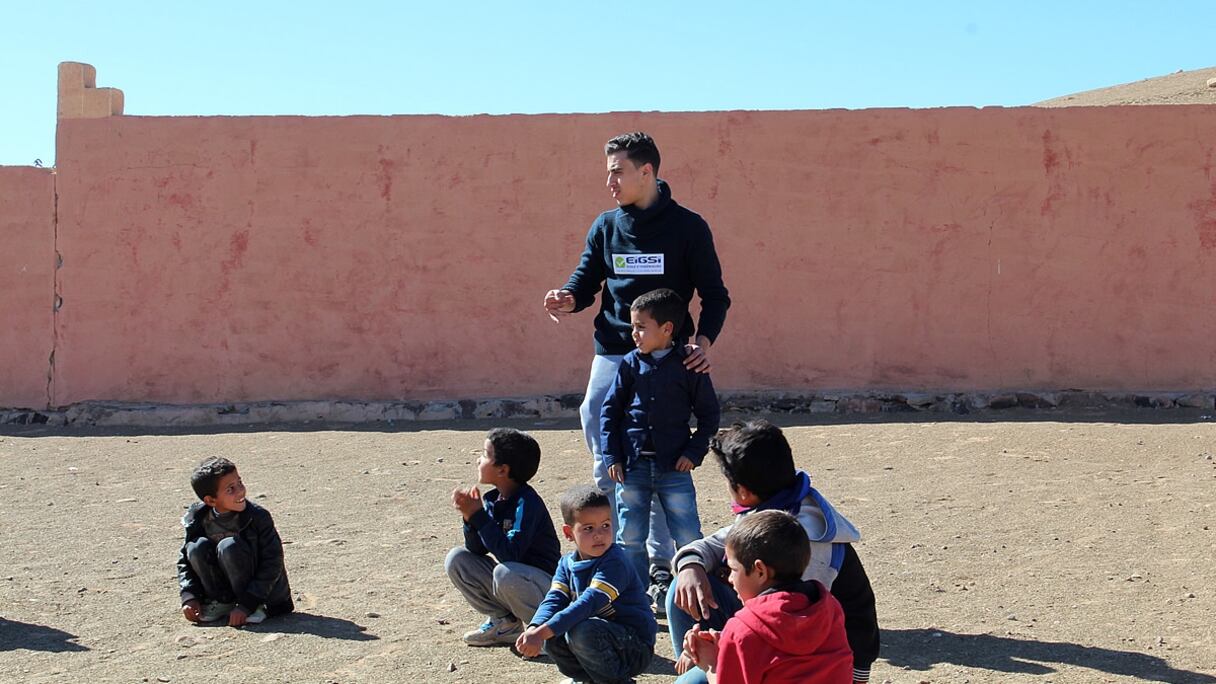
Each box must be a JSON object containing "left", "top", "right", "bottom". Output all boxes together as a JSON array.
[
  {"left": 1, "top": 411, "right": 1214, "bottom": 684},
  {"left": 1034, "top": 66, "right": 1216, "bottom": 106}
]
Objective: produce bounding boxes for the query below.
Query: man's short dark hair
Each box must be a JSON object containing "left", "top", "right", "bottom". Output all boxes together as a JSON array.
[
  {"left": 711, "top": 420, "right": 796, "bottom": 500},
  {"left": 605, "top": 132, "right": 661, "bottom": 176},
  {"left": 726, "top": 510, "right": 810, "bottom": 583},
  {"left": 559, "top": 484, "right": 610, "bottom": 525},
  {"left": 191, "top": 457, "right": 237, "bottom": 500},
  {"left": 630, "top": 288, "right": 685, "bottom": 330},
  {"left": 486, "top": 428, "right": 541, "bottom": 485}
]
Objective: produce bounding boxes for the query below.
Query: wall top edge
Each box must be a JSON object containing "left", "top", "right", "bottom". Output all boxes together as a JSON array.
[{"left": 52, "top": 103, "right": 1216, "bottom": 125}]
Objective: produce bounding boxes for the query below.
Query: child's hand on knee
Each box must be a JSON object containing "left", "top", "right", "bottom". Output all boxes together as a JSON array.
[
  {"left": 182, "top": 599, "right": 201, "bottom": 623},
  {"left": 675, "top": 456, "right": 695, "bottom": 472}
]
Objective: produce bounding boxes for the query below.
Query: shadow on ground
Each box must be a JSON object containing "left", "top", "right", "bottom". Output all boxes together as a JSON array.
[
  {"left": 0, "top": 617, "right": 90, "bottom": 652},
  {"left": 241, "top": 612, "right": 380, "bottom": 641},
  {"left": 882, "top": 628, "right": 1216, "bottom": 683}
]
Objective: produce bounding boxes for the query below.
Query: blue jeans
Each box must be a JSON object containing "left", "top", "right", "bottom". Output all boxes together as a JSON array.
[
  {"left": 580, "top": 354, "right": 674, "bottom": 570},
  {"left": 665, "top": 573, "right": 742, "bottom": 660},
  {"left": 616, "top": 460, "right": 702, "bottom": 586},
  {"left": 543, "top": 617, "right": 652, "bottom": 684}
]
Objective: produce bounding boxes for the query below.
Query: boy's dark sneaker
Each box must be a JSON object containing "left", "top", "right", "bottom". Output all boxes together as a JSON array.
[{"left": 647, "top": 567, "right": 673, "bottom": 618}]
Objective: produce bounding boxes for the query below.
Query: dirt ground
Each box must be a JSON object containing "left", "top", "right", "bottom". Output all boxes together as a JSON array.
[{"left": 1, "top": 410, "right": 1214, "bottom": 684}]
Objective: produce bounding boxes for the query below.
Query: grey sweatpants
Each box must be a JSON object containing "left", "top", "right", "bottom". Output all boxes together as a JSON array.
[{"left": 444, "top": 546, "right": 552, "bottom": 623}]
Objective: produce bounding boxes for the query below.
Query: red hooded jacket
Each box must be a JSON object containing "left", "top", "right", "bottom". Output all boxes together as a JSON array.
[{"left": 715, "top": 580, "right": 853, "bottom": 684}]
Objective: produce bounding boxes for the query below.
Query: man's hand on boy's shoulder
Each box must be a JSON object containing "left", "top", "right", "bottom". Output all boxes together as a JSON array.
[
  {"left": 452, "top": 486, "right": 483, "bottom": 520},
  {"left": 683, "top": 337, "right": 712, "bottom": 373},
  {"left": 182, "top": 599, "right": 202, "bottom": 623},
  {"left": 675, "top": 564, "right": 718, "bottom": 621},
  {"left": 675, "top": 456, "right": 696, "bottom": 472}
]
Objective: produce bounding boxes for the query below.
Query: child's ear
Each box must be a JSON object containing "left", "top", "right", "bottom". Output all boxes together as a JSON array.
[
  {"left": 661, "top": 321, "right": 675, "bottom": 337},
  {"left": 752, "top": 559, "right": 769, "bottom": 580},
  {"left": 201, "top": 495, "right": 216, "bottom": 507},
  {"left": 732, "top": 483, "right": 763, "bottom": 507},
  {"left": 561, "top": 524, "right": 575, "bottom": 542}
]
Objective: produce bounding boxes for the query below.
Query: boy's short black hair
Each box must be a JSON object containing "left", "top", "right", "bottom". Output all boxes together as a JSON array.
[
  {"left": 605, "top": 131, "right": 661, "bottom": 175},
  {"left": 711, "top": 419, "right": 796, "bottom": 501},
  {"left": 630, "top": 288, "right": 686, "bottom": 331},
  {"left": 726, "top": 510, "right": 811, "bottom": 583},
  {"left": 559, "top": 485, "right": 610, "bottom": 525},
  {"left": 191, "top": 457, "right": 237, "bottom": 500},
  {"left": 486, "top": 428, "right": 541, "bottom": 485}
]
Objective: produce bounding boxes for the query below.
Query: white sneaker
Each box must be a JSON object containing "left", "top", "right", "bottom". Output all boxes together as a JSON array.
[
  {"left": 462, "top": 615, "right": 522, "bottom": 646},
  {"left": 199, "top": 601, "right": 235, "bottom": 623},
  {"left": 244, "top": 605, "right": 268, "bottom": 624}
]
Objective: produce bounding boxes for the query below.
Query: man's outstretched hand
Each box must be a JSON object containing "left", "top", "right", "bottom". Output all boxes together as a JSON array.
[{"left": 544, "top": 289, "right": 576, "bottom": 323}]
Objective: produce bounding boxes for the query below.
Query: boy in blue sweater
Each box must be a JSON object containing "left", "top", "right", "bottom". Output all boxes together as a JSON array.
[
  {"left": 601, "top": 288, "right": 720, "bottom": 614},
  {"left": 516, "top": 485, "right": 657, "bottom": 684},
  {"left": 446, "top": 428, "right": 561, "bottom": 647}
]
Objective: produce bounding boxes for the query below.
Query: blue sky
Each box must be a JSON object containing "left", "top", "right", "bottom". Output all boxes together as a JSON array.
[{"left": 1, "top": 1, "right": 1212, "bottom": 166}]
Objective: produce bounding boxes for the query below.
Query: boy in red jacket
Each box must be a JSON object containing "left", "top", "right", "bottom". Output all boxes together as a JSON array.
[{"left": 677, "top": 510, "right": 853, "bottom": 684}]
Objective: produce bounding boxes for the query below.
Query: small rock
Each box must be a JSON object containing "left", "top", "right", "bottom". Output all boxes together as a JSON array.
[
  {"left": 175, "top": 654, "right": 187, "bottom": 660},
  {"left": 1006, "top": 614, "right": 1018, "bottom": 620},
  {"left": 1207, "top": 77, "right": 1216, "bottom": 88},
  {"left": 261, "top": 633, "right": 285, "bottom": 642},
  {"left": 436, "top": 618, "right": 450, "bottom": 625},
  {"left": 448, "top": 662, "right": 457, "bottom": 672},
  {"left": 1185, "top": 592, "right": 1196, "bottom": 599},
  {"left": 157, "top": 678, "right": 170, "bottom": 683},
  {"left": 116, "top": 498, "right": 137, "bottom": 504},
  {"left": 77, "top": 586, "right": 87, "bottom": 593},
  {"left": 366, "top": 611, "right": 380, "bottom": 618}
]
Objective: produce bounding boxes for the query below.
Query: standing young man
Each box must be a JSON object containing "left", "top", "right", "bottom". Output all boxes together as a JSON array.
[{"left": 543, "top": 132, "right": 730, "bottom": 613}]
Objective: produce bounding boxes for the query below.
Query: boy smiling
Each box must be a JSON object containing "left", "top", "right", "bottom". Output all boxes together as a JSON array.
[{"left": 177, "top": 457, "right": 293, "bottom": 626}]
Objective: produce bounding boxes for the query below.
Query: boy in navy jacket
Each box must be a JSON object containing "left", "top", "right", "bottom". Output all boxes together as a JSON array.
[
  {"left": 446, "top": 428, "right": 561, "bottom": 647},
  {"left": 601, "top": 288, "right": 719, "bottom": 613},
  {"left": 516, "top": 485, "right": 657, "bottom": 684}
]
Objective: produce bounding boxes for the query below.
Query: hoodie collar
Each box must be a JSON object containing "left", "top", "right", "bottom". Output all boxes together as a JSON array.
[{"left": 618, "top": 179, "right": 673, "bottom": 231}]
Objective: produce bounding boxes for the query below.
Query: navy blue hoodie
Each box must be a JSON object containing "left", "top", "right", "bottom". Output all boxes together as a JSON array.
[{"left": 563, "top": 180, "right": 730, "bottom": 355}]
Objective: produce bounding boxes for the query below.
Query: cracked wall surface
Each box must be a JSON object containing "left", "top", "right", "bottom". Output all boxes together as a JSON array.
[
  {"left": 0, "top": 167, "right": 56, "bottom": 409},
  {"left": 6, "top": 63, "right": 1216, "bottom": 408}
]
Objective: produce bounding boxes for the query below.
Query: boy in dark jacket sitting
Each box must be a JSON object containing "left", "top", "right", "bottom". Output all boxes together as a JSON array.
[
  {"left": 177, "top": 457, "right": 293, "bottom": 626},
  {"left": 677, "top": 510, "right": 853, "bottom": 683}
]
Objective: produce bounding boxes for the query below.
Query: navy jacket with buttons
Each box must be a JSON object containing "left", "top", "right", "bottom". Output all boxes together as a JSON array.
[{"left": 600, "top": 346, "right": 721, "bottom": 473}]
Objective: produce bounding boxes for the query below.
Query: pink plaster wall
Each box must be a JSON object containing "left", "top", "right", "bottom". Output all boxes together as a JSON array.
[
  {"left": 0, "top": 167, "right": 55, "bottom": 408},
  {"left": 30, "top": 107, "right": 1216, "bottom": 406}
]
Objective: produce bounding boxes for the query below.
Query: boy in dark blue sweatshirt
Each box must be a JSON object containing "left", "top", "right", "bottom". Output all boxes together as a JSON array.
[
  {"left": 446, "top": 428, "right": 561, "bottom": 647},
  {"left": 516, "top": 485, "right": 657, "bottom": 684},
  {"left": 601, "top": 288, "right": 720, "bottom": 614}
]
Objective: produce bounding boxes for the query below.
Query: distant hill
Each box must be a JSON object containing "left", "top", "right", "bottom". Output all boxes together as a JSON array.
[{"left": 1034, "top": 66, "right": 1216, "bottom": 106}]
